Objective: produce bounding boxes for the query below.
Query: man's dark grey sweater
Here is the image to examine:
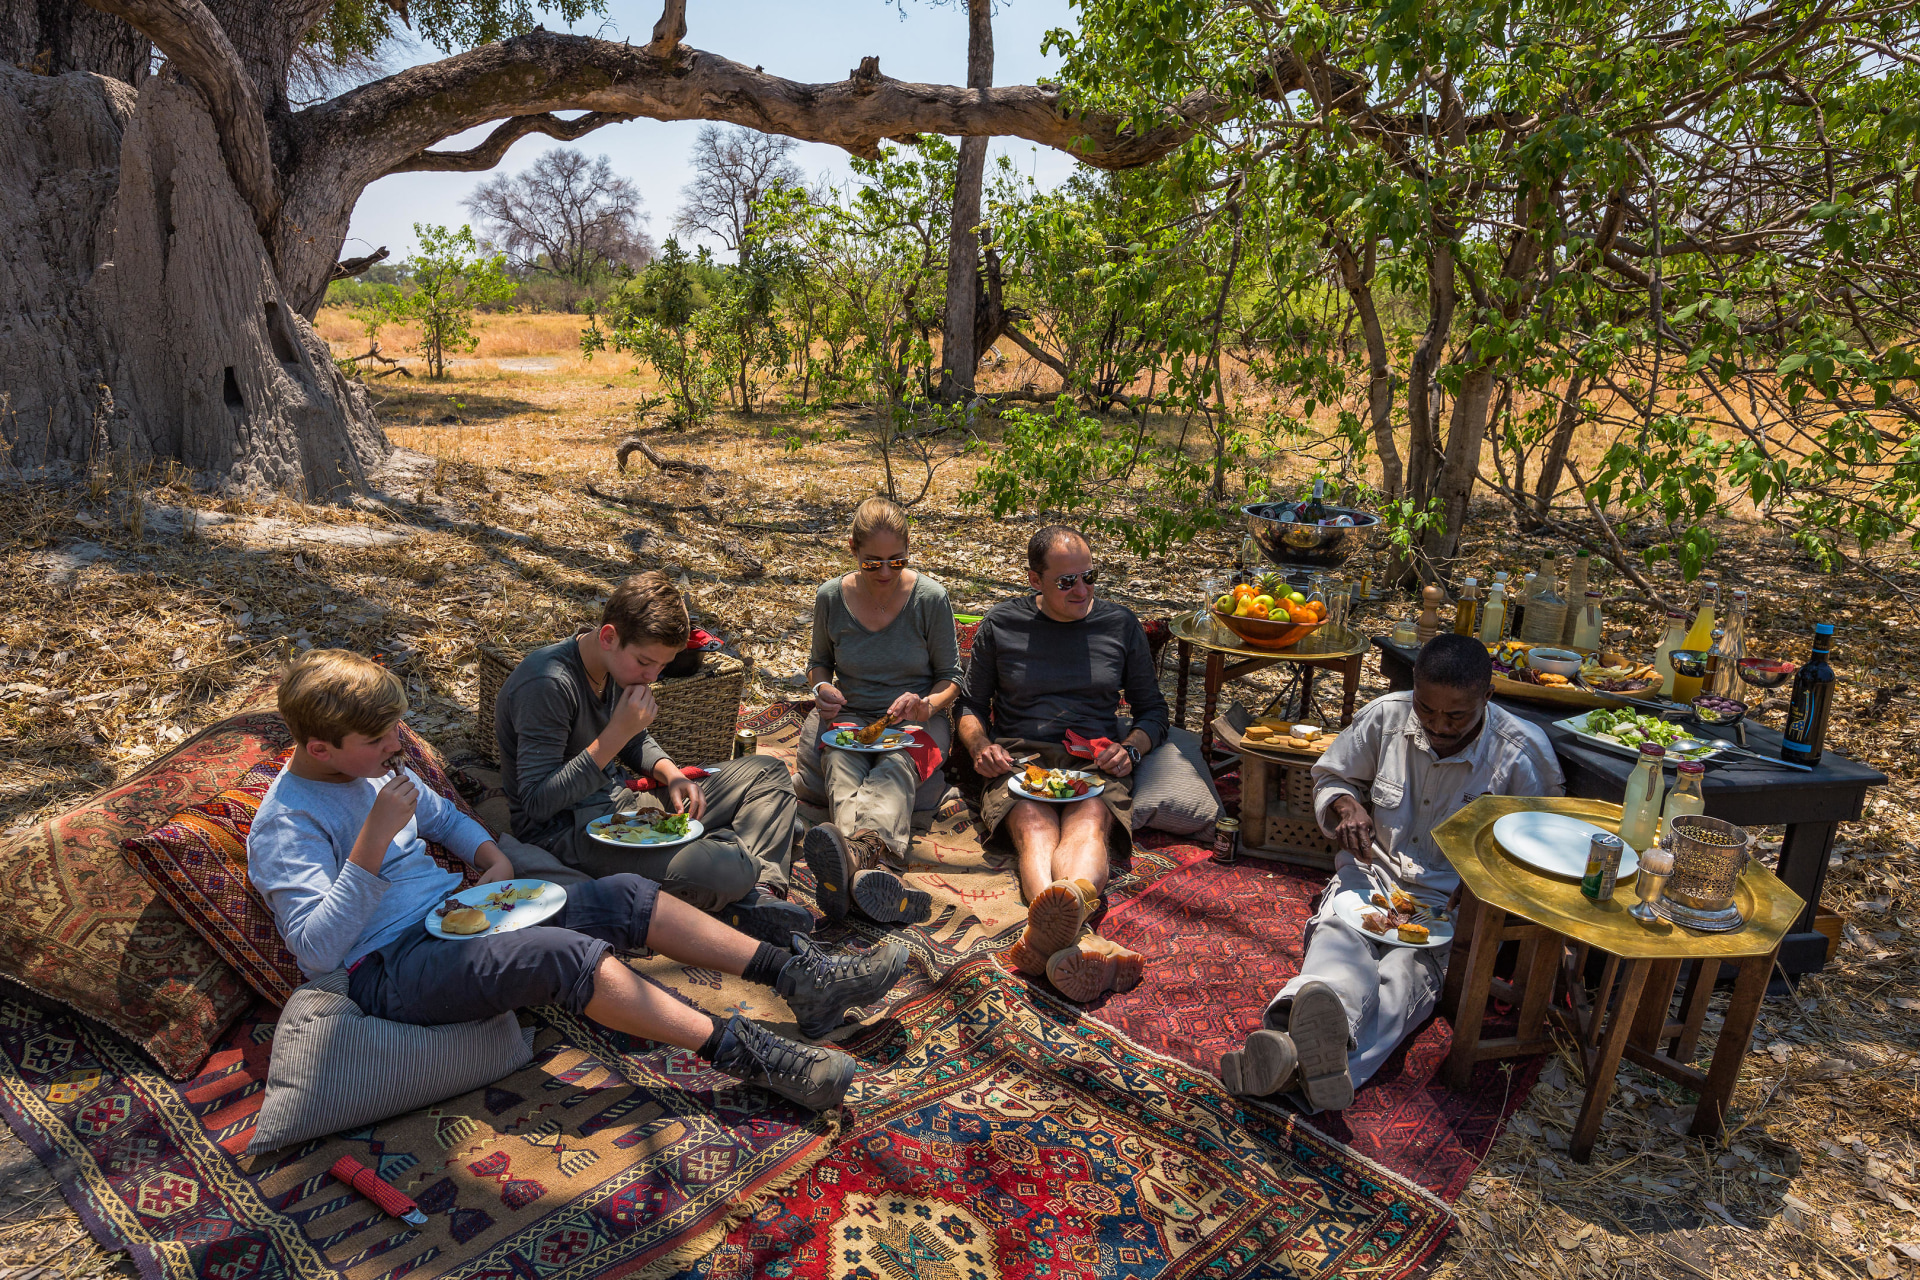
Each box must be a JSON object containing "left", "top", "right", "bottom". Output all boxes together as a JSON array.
[
  {"left": 958, "top": 596, "right": 1169, "bottom": 749},
  {"left": 496, "top": 634, "right": 668, "bottom": 851}
]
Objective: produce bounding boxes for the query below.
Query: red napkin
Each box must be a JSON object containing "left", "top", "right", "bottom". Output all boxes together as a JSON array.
[
  {"left": 624, "top": 766, "right": 710, "bottom": 793},
  {"left": 828, "top": 721, "right": 945, "bottom": 783},
  {"left": 1063, "top": 729, "right": 1115, "bottom": 760},
  {"left": 686, "top": 629, "right": 726, "bottom": 651}
]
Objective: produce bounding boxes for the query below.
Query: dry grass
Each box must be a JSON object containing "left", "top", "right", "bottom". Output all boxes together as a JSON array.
[{"left": 4, "top": 310, "right": 1920, "bottom": 1278}]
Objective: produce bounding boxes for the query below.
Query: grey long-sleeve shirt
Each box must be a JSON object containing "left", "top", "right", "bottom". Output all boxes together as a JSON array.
[
  {"left": 247, "top": 763, "right": 492, "bottom": 977},
  {"left": 958, "top": 595, "right": 1169, "bottom": 750},
  {"left": 809, "top": 572, "right": 963, "bottom": 718},
  {"left": 496, "top": 634, "right": 669, "bottom": 850}
]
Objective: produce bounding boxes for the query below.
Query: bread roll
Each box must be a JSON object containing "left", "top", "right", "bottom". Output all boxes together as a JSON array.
[{"left": 442, "top": 907, "right": 489, "bottom": 935}]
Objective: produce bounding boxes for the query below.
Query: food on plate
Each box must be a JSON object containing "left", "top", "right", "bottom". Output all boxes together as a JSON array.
[
  {"left": 1389, "top": 887, "right": 1418, "bottom": 913},
  {"left": 1024, "top": 763, "right": 1050, "bottom": 787},
  {"left": 854, "top": 712, "right": 898, "bottom": 745},
  {"left": 1370, "top": 892, "right": 1390, "bottom": 909},
  {"left": 1291, "top": 725, "right": 1320, "bottom": 739},
  {"left": 482, "top": 883, "right": 544, "bottom": 910},
  {"left": 1359, "top": 891, "right": 1431, "bottom": 940},
  {"left": 1537, "top": 673, "right": 1571, "bottom": 687},
  {"left": 1022, "top": 766, "right": 1093, "bottom": 799},
  {"left": 1243, "top": 724, "right": 1275, "bottom": 740},
  {"left": 442, "top": 907, "right": 489, "bottom": 935},
  {"left": 1361, "top": 911, "right": 1390, "bottom": 935},
  {"left": 1397, "top": 921, "right": 1430, "bottom": 944},
  {"left": 1581, "top": 652, "right": 1661, "bottom": 692},
  {"left": 1583, "top": 708, "right": 1690, "bottom": 750},
  {"left": 595, "top": 811, "right": 692, "bottom": 843}
]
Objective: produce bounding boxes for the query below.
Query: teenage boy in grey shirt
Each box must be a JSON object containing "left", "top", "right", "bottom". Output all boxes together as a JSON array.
[
  {"left": 496, "top": 571, "right": 806, "bottom": 944},
  {"left": 249, "top": 649, "right": 910, "bottom": 1113}
]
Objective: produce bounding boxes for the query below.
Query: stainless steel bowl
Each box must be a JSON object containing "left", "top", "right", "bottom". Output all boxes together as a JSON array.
[{"left": 1242, "top": 503, "right": 1382, "bottom": 572}]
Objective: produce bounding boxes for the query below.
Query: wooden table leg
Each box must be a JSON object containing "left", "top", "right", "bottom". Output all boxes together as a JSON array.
[
  {"left": 1174, "top": 639, "right": 1192, "bottom": 732},
  {"left": 1630, "top": 959, "right": 1683, "bottom": 1050},
  {"left": 1200, "top": 651, "right": 1225, "bottom": 759},
  {"left": 1444, "top": 886, "right": 1507, "bottom": 1090},
  {"left": 1439, "top": 888, "right": 1479, "bottom": 1020},
  {"left": 1340, "top": 652, "right": 1361, "bottom": 726},
  {"left": 1689, "top": 948, "right": 1776, "bottom": 1140},
  {"left": 1571, "top": 958, "right": 1651, "bottom": 1163},
  {"left": 1672, "top": 959, "right": 1722, "bottom": 1061},
  {"left": 1516, "top": 934, "right": 1564, "bottom": 1042}
]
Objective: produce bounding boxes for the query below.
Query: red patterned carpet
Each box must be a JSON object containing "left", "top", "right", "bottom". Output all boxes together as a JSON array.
[{"left": 1091, "top": 856, "right": 1542, "bottom": 1201}]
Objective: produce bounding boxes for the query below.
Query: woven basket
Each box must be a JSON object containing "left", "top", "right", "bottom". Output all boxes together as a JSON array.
[{"left": 473, "top": 644, "right": 746, "bottom": 767}]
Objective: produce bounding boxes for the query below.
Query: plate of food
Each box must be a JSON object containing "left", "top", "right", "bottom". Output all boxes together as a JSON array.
[
  {"left": 1492, "top": 810, "right": 1641, "bottom": 881},
  {"left": 1006, "top": 765, "right": 1105, "bottom": 803},
  {"left": 585, "top": 811, "right": 706, "bottom": 848},
  {"left": 1488, "top": 641, "right": 1623, "bottom": 708},
  {"left": 1555, "top": 709, "right": 1731, "bottom": 765},
  {"left": 822, "top": 713, "right": 916, "bottom": 753},
  {"left": 1240, "top": 722, "right": 1332, "bottom": 756},
  {"left": 424, "top": 878, "right": 567, "bottom": 940},
  {"left": 1578, "top": 650, "right": 1664, "bottom": 697},
  {"left": 1333, "top": 885, "right": 1454, "bottom": 949}
]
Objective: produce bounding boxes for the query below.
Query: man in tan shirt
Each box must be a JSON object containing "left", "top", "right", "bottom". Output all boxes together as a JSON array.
[{"left": 1222, "top": 634, "right": 1564, "bottom": 1111}]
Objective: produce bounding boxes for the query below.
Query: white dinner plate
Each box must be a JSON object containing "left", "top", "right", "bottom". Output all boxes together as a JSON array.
[
  {"left": 819, "top": 725, "right": 917, "bottom": 753},
  {"left": 1005, "top": 770, "right": 1106, "bottom": 804},
  {"left": 1492, "top": 811, "right": 1641, "bottom": 881},
  {"left": 1332, "top": 890, "right": 1456, "bottom": 949},
  {"left": 424, "top": 879, "right": 566, "bottom": 940},
  {"left": 585, "top": 813, "right": 706, "bottom": 849}
]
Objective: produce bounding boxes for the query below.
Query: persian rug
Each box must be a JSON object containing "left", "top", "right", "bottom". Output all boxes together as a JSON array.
[
  {"left": 1092, "top": 856, "right": 1543, "bottom": 1201},
  {"left": 673, "top": 956, "right": 1454, "bottom": 1280},
  {"left": 0, "top": 992, "right": 836, "bottom": 1280}
]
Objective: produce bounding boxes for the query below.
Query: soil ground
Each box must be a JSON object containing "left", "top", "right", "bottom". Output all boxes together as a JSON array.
[{"left": 3, "top": 310, "right": 1919, "bottom": 1279}]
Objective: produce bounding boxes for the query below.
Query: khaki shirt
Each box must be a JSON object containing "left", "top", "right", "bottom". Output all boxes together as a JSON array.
[{"left": 1312, "top": 692, "right": 1565, "bottom": 901}]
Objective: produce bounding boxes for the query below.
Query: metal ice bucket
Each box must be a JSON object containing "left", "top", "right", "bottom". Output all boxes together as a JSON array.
[{"left": 1665, "top": 815, "right": 1752, "bottom": 913}]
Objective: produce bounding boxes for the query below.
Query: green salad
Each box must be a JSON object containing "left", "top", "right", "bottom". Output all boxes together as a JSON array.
[
  {"left": 595, "top": 811, "right": 692, "bottom": 844},
  {"left": 1582, "top": 709, "right": 1695, "bottom": 751}
]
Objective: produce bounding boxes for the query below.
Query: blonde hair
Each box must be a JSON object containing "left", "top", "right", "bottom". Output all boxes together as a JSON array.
[
  {"left": 278, "top": 649, "right": 407, "bottom": 748},
  {"left": 849, "top": 496, "right": 909, "bottom": 551},
  {"left": 604, "top": 571, "right": 690, "bottom": 649}
]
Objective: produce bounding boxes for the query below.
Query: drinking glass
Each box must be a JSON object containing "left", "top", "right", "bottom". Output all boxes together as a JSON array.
[{"left": 1199, "top": 574, "right": 1227, "bottom": 641}]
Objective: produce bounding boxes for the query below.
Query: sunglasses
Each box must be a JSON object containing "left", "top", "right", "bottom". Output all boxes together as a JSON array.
[
  {"left": 857, "top": 556, "right": 911, "bottom": 571},
  {"left": 1052, "top": 569, "right": 1100, "bottom": 590}
]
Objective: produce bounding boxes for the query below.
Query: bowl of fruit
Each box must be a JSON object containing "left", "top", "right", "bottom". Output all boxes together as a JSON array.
[{"left": 1210, "top": 574, "right": 1330, "bottom": 650}]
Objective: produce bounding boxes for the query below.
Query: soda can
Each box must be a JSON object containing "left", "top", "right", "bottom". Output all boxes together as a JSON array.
[
  {"left": 1212, "top": 817, "right": 1241, "bottom": 865},
  {"left": 1580, "top": 832, "right": 1625, "bottom": 901},
  {"left": 732, "top": 728, "right": 758, "bottom": 759}
]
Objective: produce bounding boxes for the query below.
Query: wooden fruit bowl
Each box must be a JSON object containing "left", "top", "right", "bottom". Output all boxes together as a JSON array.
[{"left": 1210, "top": 606, "right": 1328, "bottom": 651}]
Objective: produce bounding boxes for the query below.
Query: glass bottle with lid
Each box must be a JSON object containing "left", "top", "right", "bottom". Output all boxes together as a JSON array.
[
  {"left": 1519, "top": 553, "right": 1567, "bottom": 644},
  {"left": 1617, "top": 743, "right": 1667, "bottom": 853},
  {"left": 1653, "top": 610, "right": 1689, "bottom": 697},
  {"left": 1454, "top": 577, "right": 1480, "bottom": 636},
  {"left": 1478, "top": 578, "right": 1509, "bottom": 642},
  {"left": 1571, "top": 590, "right": 1604, "bottom": 651},
  {"left": 1659, "top": 761, "right": 1706, "bottom": 846}
]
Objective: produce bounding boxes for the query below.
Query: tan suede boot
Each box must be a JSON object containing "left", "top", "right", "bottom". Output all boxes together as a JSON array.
[
  {"left": 1045, "top": 930, "right": 1145, "bottom": 1003},
  {"left": 1005, "top": 878, "right": 1100, "bottom": 977}
]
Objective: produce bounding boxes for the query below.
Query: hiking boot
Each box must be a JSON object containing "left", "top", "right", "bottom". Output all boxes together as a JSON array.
[
  {"left": 719, "top": 886, "right": 815, "bottom": 946},
  {"left": 1220, "top": 1029, "right": 1300, "bottom": 1097},
  {"left": 1005, "top": 878, "right": 1100, "bottom": 977},
  {"left": 1285, "top": 980, "right": 1355, "bottom": 1111},
  {"left": 1044, "top": 931, "right": 1145, "bottom": 1003},
  {"left": 806, "top": 823, "right": 930, "bottom": 925},
  {"left": 710, "top": 1013, "right": 855, "bottom": 1112},
  {"left": 775, "top": 933, "right": 909, "bottom": 1040}
]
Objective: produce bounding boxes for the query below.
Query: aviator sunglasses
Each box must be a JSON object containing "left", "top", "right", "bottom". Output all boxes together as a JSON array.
[
  {"left": 857, "top": 555, "right": 912, "bottom": 571},
  {"left": 1051, "top": 569, "right": 1100, "bottom": 590}
]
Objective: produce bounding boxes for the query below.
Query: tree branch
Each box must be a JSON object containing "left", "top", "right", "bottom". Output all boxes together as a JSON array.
[
  {"left": 648, "top": 0, "right": 687, "bottom": 57},
  {"left": 331, "top": 245, "right": 389, "bottom": 281},
  {"left": 392, "top": 110, "right": 639, "bottom": 173},
  {"left": 83, "top": 0, "right": 280, "bottom": 230},
  {"left": 297, "top": 29, "right": 1232, "bottom": 190}
]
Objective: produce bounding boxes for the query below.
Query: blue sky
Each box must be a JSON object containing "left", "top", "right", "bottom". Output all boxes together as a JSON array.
[{"left": 342, "top": 0, "right": 1080, "bottom": 264}]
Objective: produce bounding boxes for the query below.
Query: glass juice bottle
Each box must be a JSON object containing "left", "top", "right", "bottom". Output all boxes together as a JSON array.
[
  {"left": 1571, "top": 590, "right": 1604, "bottom": 651},
  {"left": 1454, "top": 577, "right": 1480, "bottom": 636},
  {"left": 1683, "top": 580, "right": 1719, "bottom": 653},
  {"left": 1659, "top": 761, "right": 1706, "bottom": 845},
  {"left": 1617, "top": 744, "right": 1667, "bottom": 853},
  {"left": 1653, "top": 610, "right": 1689, "bottom": 697},
  {"left": 1479, "top": 579, "right": 1509, "bottom": 642}
]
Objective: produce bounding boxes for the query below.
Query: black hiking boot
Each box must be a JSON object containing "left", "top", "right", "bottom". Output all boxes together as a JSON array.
[
  {"left": 710, "top": 1013, "right": 855, "bottom": 1112},
  {"left": 720, "top": 886, "right": 815, "bottom": 946},
  {"left": 774, "top": 933, "right": 909, "bottom": 1040}
]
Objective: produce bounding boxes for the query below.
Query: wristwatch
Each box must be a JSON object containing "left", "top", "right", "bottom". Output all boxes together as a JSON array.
[{"left": 1124, "top": 743, "right": 1142, "bottom": 768}]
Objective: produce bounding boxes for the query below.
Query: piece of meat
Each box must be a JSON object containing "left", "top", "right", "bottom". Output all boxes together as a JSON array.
[{"left": 854, "top": 712, "right": 897, "bottom": 745}]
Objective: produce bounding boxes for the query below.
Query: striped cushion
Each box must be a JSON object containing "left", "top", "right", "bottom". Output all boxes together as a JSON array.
[
  {"left": 1129, "top": 727, "right": 1224, "bottom": 836},
  {"left": 247, "top": 968, "right": 534, "bottom": 1155}
]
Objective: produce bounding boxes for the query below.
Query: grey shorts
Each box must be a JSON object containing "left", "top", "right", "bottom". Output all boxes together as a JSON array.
[{"left": 347, "top": 873, "right": 661, "bottom": 1026}]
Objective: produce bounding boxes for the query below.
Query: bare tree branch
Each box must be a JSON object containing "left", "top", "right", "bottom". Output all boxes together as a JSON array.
[
  {"left": 392, "top": 110, "right": 638, "bottom": 173},
  {"left": 648, "top": 0, "right": 687, "bottom": 57},
  {"left": 331, "top": 245, "right": 389, "bottom": 281},
  {"left": 83, "top": 0, "right": 280, "bottom": 228}
]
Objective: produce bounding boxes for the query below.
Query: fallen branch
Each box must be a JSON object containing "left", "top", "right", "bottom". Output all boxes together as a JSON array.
[{"left": 616, "top": 437, "right": 713, "bottom": 477}]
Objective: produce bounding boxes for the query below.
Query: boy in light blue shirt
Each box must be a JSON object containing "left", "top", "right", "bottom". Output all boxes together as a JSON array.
[{"left": 248, "top": 649, "right": 907, "bottom": 1113}]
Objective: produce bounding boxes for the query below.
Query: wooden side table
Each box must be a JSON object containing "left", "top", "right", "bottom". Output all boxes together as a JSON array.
[
  {"left": 1167, "top": 614, "right": 1368, "bottom": 760},
  {"left": 1433, "top": 796, "right": 1804, "bottom": 1163}
]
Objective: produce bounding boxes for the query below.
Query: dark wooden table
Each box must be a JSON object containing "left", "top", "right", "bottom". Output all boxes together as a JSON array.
[
  {"left": 1170, "top": 615, "right": 1368, "bottom": 761},
  {"left": 1374, "top": 635, "right": 1886, "bottom": 977}
]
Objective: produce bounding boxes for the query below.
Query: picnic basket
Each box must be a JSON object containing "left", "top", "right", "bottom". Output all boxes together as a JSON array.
[{"left": 475, "top": 644, "right": 746, "bottom": 766}]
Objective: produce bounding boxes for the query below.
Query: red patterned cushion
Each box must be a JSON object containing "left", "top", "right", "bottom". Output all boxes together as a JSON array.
[{"left": 122, "top": 723, "right": 482, "bottom": 1007}]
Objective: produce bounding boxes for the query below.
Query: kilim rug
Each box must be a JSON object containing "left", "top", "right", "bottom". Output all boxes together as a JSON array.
[
  {"left": 672, "top": 955, "right": 1453, "bottom": 1280},
  {"left": 0, "top": 991, "right": 836, "bottom": 1280},
  {"left": 1092, "top": 856, "right": 1543, "bottom": 1201}
]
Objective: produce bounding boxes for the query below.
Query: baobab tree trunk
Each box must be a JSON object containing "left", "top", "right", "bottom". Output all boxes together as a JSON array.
[
  {"left": 1, "top": 64, "right": 381, "bottom": 495},
  {"left": 938, "top": 0, "right": 993, "bottom": 402}
]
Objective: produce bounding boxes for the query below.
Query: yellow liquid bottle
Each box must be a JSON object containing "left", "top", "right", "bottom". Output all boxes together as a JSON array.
[
  {"left": 1617, "top": 745, "right": 1667, "bottom": 853},
  {"left": 1659, "top": 762, "right": 1706, "bottom": 846},
  {"left": 1673, "top": 582, "right": 1717, "bottom": 702}
]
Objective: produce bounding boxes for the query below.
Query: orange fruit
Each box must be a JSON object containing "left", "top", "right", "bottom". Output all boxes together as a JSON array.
[
  {"left": 1288, "top": 604, "right": 1314, "bottom": 624},
  {"left": 1248, "top": 602, "right": 1270, "bottom": 619},
  {"left": 1305, "top": 600, "right": 1326, "bottom": 620}
]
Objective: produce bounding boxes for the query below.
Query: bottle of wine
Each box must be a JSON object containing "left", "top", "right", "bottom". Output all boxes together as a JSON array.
[
  {"left": 1519, "top": 553, "right": 1566, "bottom": 644},
  {"left": 1781, "top": 623, "right": 1836, "bottom": 766},
  {"left": 1559, "top": 550, "right": 1591, "bottom": 646},
  {"left": 1299, "top": 477, "right": 1331, "bottom": 524}
]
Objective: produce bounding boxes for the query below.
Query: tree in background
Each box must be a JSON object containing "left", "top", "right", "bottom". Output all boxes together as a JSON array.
[
  {"left": 674, "top": 125, "right": 804, "bottom": 266},
  {"left": 400, "top": 224, "right": 515, "bottom": 378},
  {"left": 464, "top": 149, "right": 655, "bottom": 285},
  {"left": 584, "top": 237, "right": 724, "bottom": 428}
]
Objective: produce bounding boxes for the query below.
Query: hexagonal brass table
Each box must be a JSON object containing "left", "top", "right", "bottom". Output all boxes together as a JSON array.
[{"left": 1432, "top": 796, "right": 1804, "bottom": 1162}]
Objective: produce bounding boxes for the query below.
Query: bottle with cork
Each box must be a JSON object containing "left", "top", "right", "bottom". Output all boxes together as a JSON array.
[{"left": 1519, "top": 553, "right": 1567, "bottom": 644}]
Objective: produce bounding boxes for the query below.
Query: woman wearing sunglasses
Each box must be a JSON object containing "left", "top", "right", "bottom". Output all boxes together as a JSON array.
[{"left": 798, "top": 496, "right": 960, "bottom": 927}]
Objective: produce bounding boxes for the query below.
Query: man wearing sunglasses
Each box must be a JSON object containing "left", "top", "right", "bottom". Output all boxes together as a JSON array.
[{"left": 957, "top": 525, "right": 1169, "bottom": 1003}]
